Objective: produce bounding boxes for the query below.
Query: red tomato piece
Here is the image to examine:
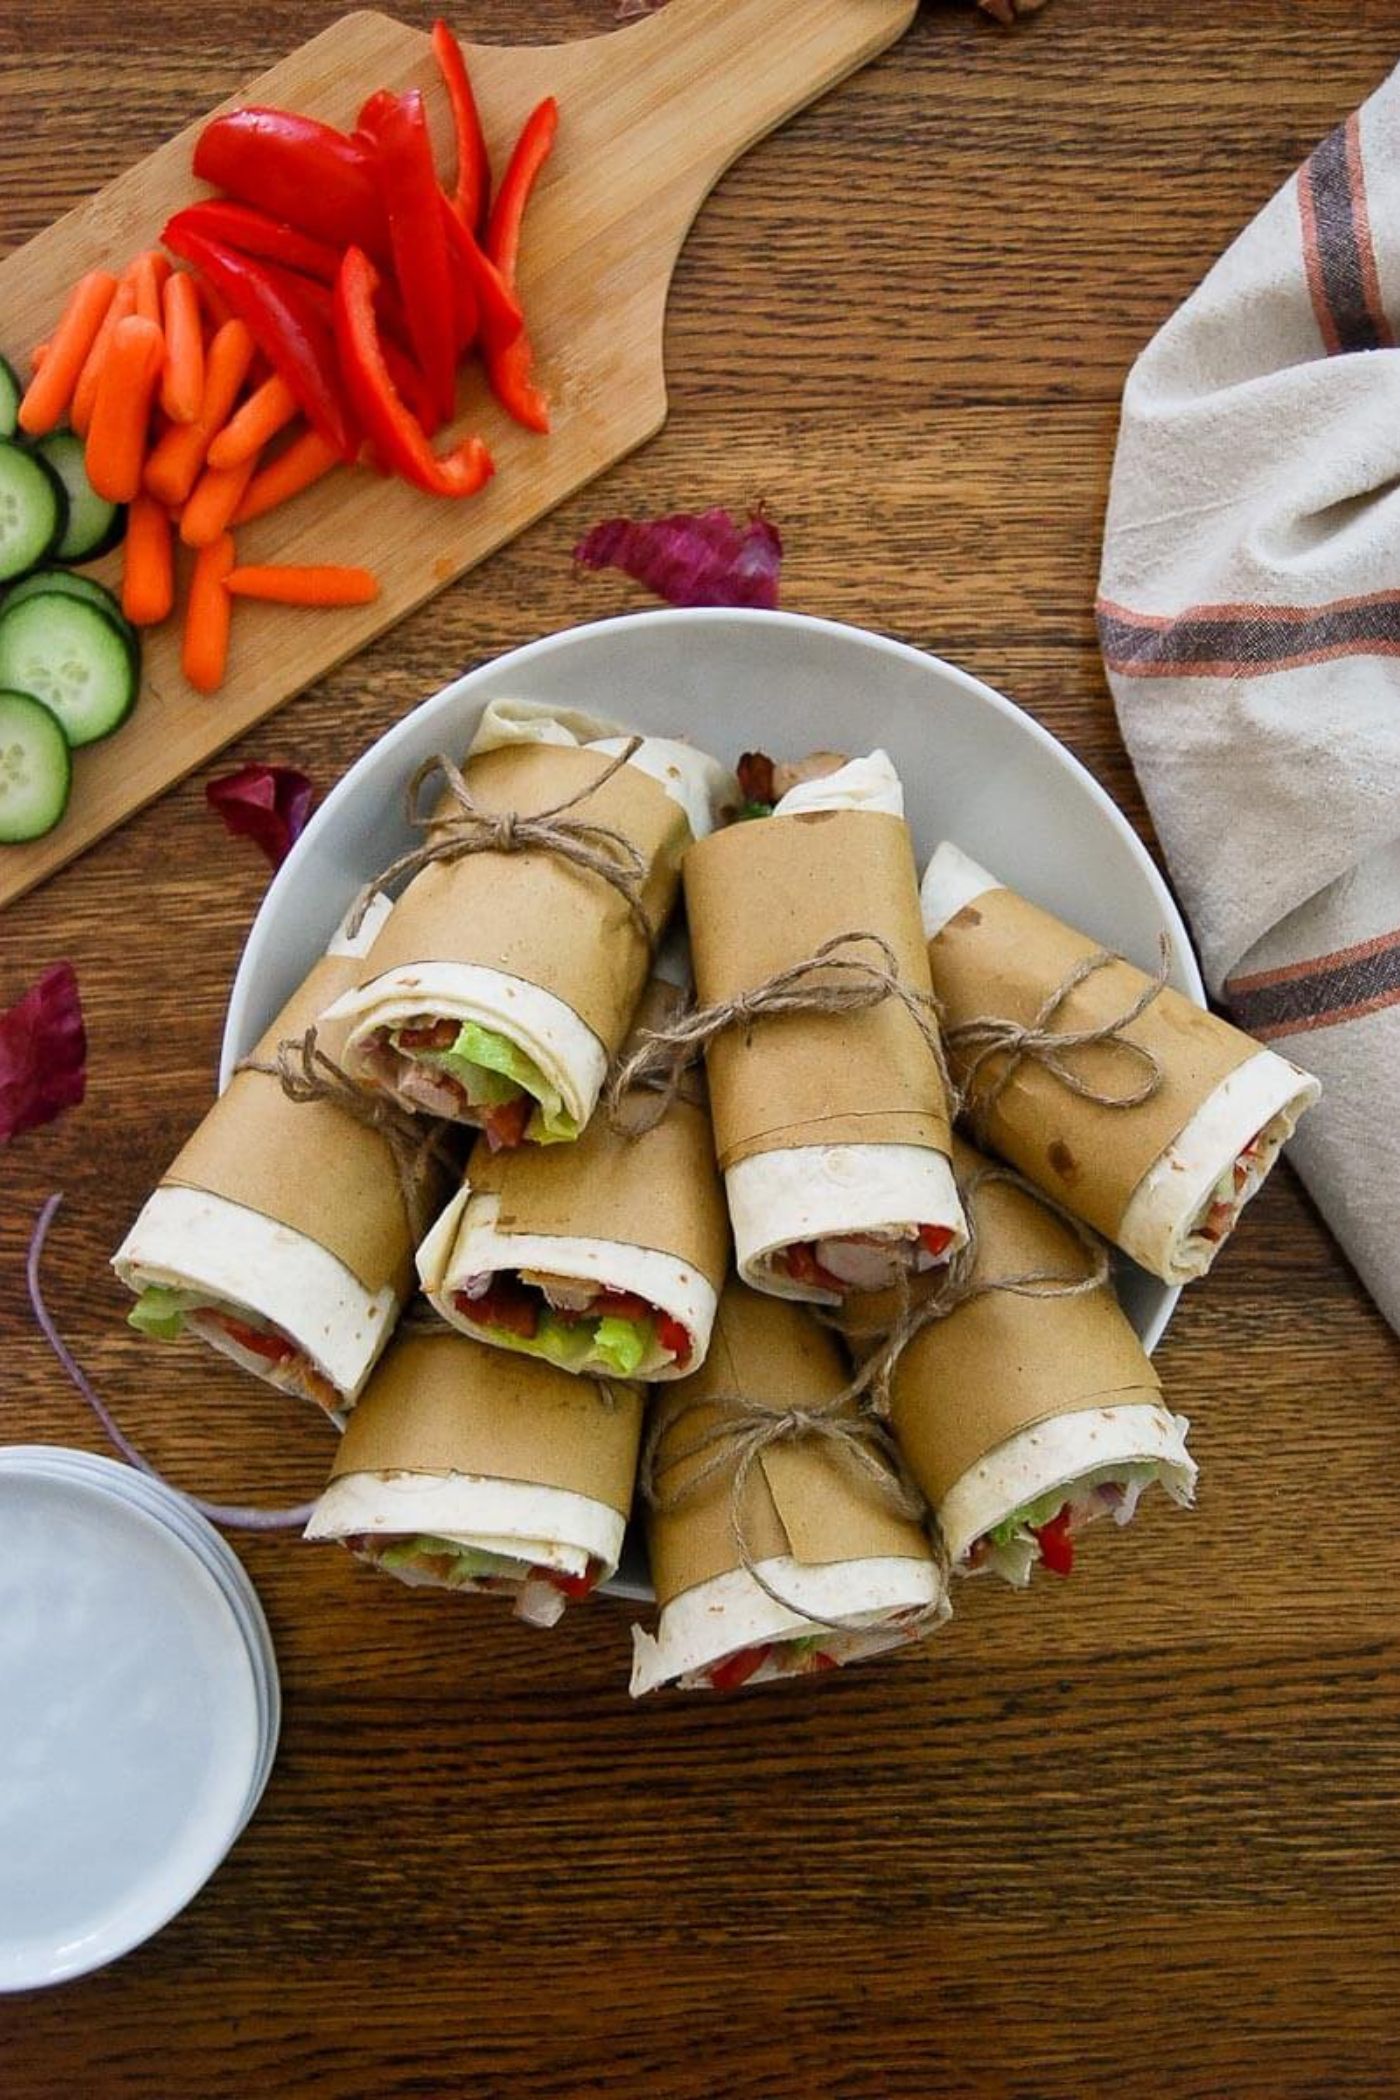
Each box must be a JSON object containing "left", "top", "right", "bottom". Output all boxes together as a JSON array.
[
  {"left": 655, "top": 1312, "right": 692, "bottom": 1370},
  {"left": 708, "top": 1643, "right": 773, "bottom": 1692},
  {"left": 918, "top": 1222, "right": 955, "bottom": 1260},
  {"left": 1032, "top": 1506, "right": 1075, "bottom": 1576}
]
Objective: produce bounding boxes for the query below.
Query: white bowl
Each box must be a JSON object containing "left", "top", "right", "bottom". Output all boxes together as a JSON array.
[{"left": 223, "top": 607, "right": 1201, "bottom": 1349}]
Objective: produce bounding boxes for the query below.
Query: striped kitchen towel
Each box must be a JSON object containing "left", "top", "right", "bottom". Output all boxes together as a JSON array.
[{"left": 1098, "top": 66, "right": 1400, "bottom": 1333}]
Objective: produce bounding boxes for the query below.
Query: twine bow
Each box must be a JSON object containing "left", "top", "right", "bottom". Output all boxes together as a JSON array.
[
  {"left": 841, "top": 1159, "right": 1112, "bottom": 1414},
  {"left": 237, "top": 1026, "right": 450, "bottom": 1245},
  {"left": 642, "top": 1383, "right": 942, "bottom": 1634},
  {"left": 346, "top": 738, "right": 656, "bottom": 950},
  {"left": 948, "top": 933, "right": 1172, "bottom": 1135},
  {"left": 608, "top": 931, "right": 955, "bottom": 1135}
]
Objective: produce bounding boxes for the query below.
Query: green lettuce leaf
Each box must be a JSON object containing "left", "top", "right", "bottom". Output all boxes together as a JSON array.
[
  {"left": 471, "top": 1309, "right": 652, "bottom": 1377},
  {"left": 376, "top": 1534, "right": 522, "bottom": 1583},
  {"left": 127, "top": 1284, "right": 203, "bottom": 1340},
  {"left": 397, "top": 1020, "right": 580, "bottom": 1142}
]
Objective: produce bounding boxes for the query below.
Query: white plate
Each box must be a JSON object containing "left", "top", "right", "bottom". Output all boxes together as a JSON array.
[
  {"left": 0, "top": 1449, "right": 281, "bottom": 1818},
  {"left": 0, "top": 1452, "right": 269, "bottom": 1990},
  {"left": 224, "top": 608, "right": 1200, "bottom": 1352}
]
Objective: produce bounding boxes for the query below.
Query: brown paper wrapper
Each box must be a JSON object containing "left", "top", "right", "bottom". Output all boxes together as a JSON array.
[
  {"left": 850, "top": 1140, "right": 1161, "bottom": 1509},
  {"left": 467, "top": 1095, "right": 730, "bottom": 1297},
  {"left": 162, "top": 951, "right": 434, "bottom": 1298},
  {"left": 355, "top": 744, "right": 690, "bottom": 1055},
  {"left": 330, "top": 1329, "right": 644, "bottom": 1518},
  {"left": 683, "top": 810, "right": 953, "bottom": 1172},
  {"left": 647, "top": 1281, "right": 932, "bottom": 1607},
  {"left": 928, "top": 885, "right": 1255, "bottom": 1237}
]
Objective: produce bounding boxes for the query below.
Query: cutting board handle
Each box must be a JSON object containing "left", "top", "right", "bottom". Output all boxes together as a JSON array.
[{"left": 601, "top": 0, "right": 918, "bottom": 244}]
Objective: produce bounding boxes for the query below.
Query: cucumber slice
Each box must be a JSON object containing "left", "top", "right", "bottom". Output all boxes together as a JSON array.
[
  {"left": 0, "top": 568, "right": 137, "bottom": 652},
  {"left": 0, "top": 688, "right": 71, "bottom": 842},
  {"left": 0, "top": 592, "right": 137, "bottom": 747},
  {"left": 33, "top": 430, "right": 124, "bottom": 562},
  {"left": 0, "top": 439, "right": 66, "bottom": 583},
  {"left": 0, "top": 357, "right": 19, "bottom": 441}
]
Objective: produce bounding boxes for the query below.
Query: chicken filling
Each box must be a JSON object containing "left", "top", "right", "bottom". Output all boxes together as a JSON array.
[
  {"left": 346, "top": 1532, "right": 604, "bottom": 1627},
  {"left": 360, "top": 1017, "right": 579, "bottom": 1148},
  {"left": 770, "top": 1222, "right": 956, "bottom": 1296},
  {"left": 451, "top": 1270, "right": 692, "bottom": 1378},
  {"left": 127, "top": 1284, "right": 340, "bottom": 1415}
]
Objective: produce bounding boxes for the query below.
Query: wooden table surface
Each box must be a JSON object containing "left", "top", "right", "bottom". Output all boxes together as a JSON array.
[{"left": 4, "top": 3, "right": 1400, "bottom": 2093}]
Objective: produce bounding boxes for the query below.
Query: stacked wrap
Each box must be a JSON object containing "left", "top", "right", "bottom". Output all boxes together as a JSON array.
[
  {"left": 684, "top": 752, "right": 965, "bottom": 1304},
  {"left": 921, "top": 844, "right": 1319, "bottom": 1283},
  {"left": 845, "top": 1139, "right": 1196, "bottom": 1585},
  {"left": 631, "top": 1280, "right": 946, "bottom": 1694},
  {"left": 305, "top": 1326, "right": 645, "bottom": 1625},
  {"left": 113, "top": 896, "right": 445, "bottom": 1416},
  {"left": 417, "top": 978, "right": 732, "bottom": 1380},
  {"left": 325, "top": 702, "right": 737, "bottom": 1142}
]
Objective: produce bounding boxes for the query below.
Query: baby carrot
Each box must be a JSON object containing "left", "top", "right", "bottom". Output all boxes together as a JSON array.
[
  {"left": 182, "top": 532, "right": 237, "bottom": 694},
  {"left": 231, "top": 427, "right": 339, "bottom": 524},
  {"left": 121, "top": 493, "right": 175, "bottom": 626},
  {"left": 18, "top": 270, "right": 117, "bottom": 435},
  {"left": 144, "top": 318, "right": 254, "bottom": 509},
  {"left": 159, "top": 271, "right": 205, "bottom": 425},
  {"left": 85, "top": 313, "right": 165, "bottom": 503},
  {"left": 206, "top": 373, "right": 297, "bottom": 470},
  {"left": 225, "top": 563, "right": 379, "bottom": 606},
  {"left": 70, "top": 275, "right": 136, "bottom": 436},
  {"left": 132, "top": 250, "right": 170, "bottom": 327},
  {"left": 180, "top": 456, "right": 257, "bottom": 548}
]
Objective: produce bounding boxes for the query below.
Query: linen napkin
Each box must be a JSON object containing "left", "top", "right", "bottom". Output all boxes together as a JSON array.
[{"left": 1097, "top": 67, "right": 1400, "bottom": 1333}]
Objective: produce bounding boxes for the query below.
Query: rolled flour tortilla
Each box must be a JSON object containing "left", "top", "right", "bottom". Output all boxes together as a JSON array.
[
  {"left": 324, "top": 701, "right": 737, "bottom": 1143},
  {"left": 112, "top": 894, "right": 429, "bottom": 1418},
  {"left": 845, "top": 1137, "right": 1196, "bottom": 1586},
  {"left": 305, "top": 1326, "right": 645, "bottom": 1626},
  {"left": 920, "top": 842, "right": 1320, "bottom": 1283},
  {"left": 685, "top": 751, "right": 965, "bottom": 1307},
  {"left": 630, "top": 1281, "right": 946, "bottom": 1694},
  {"left": 418, "top": 962, "right": 729, "bottom": 1381}
]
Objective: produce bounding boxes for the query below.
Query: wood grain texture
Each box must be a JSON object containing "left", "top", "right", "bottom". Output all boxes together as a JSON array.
[
  {"left": 3, "top": 2, "right": 1400, "bottom": 2093},
  {"left": 0, "top": 0, "right": 916, "bottom": 907}
]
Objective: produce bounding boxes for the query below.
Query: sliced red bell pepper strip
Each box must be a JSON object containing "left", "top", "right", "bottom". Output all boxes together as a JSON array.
[
  {"left": 163, "top": 223, "right": 357, "bottom": 460},
  {"left": 483, "top": 96, "right": 558, "bottom": 432},
  {"left": 431, "top": 18, "right": 491, "bottom": 233},
  {"left": 487, "top": 97, "right": 558, "bottom": 283},
  {"left": 440, "top": 201, "right": 521, "bottom": 352},
  {"left": 163, "top": 202, "right": 342, "bottom": 285},
  {"left": 192, "top": 108, "right": 389, "bottom": 263},
  {"left": 333, "top": 247, "right": 493, "bottom": 498},
  {"left": 1032, "top": 1506, "right": 1075, "bottom": 1577},
  {"left": 359, "top": 88, "right": 460, "bottom": 426}
]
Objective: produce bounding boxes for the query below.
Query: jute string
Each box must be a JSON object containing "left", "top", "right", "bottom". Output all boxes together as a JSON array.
[
  {"left": 606, "top": 931, "right": 956, "bottom": 1135},
  {"left": 641, "top": 1382, "right": 942, "bottom": 1634},
  {"left": 839, "top": 1159, "right": 1112, "bottom": 1415},
  {"left": 948, "top": 932, "right": 1172, "bottom": 1136},
  {"left": 237, "top": 1026, "right": 449, "bottom": 1246},
  {"left": 346, "top": 738, "right": 656, "bottom": 950}
]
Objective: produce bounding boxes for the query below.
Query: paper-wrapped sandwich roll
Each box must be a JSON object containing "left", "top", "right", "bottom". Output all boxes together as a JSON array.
[
  {"left": 418, "top": 978, "right": 731, "bottom": 1380},
  {"left": 305, "top": 1326, "right": 645, "bottom": 1626},
  {"left": 630, "top": 1281, "right": 946, "bottom": 1694},
  {"left": 113, "top": 896, "right": 447, "bottom": 1418},
  {"left": 841, "top": 1139, "right": 1196, "bottom": 1586},
  {"left": 682, "top": 751, "right": 965, "bottom": 1306},
  {"left": 920, "top": 843, "right": 1320, "bottom": 1284},
  {"left": 323, "top": 701, "right": 737, "bottom": 1145}
]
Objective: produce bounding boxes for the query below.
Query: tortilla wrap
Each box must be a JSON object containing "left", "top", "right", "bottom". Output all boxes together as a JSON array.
[
  {"left": 862, "top": 1136, "right": 1196, "bottom": 1584},
  {"left": 920, "top": 842, "right": 1319, "bottom": 1281},
  {"left": 631, "top": 1281, "right": 945, "bottom": 1694},
  {"left": 686, "top": 751, "right": 964, "bottom": 1304},
  {"left": 307, "top": 1328, "right": 644, "bottom": 1610},
  {"left": 323, "top": 707, "right": 736, "bottom": 1133},
  {"left": 112, "top": 893, "right": 410, "bottom": 1410}
]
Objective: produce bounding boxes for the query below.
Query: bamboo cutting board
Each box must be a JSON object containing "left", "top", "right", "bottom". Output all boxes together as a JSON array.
[{"left": 0, "top": 0, "right": 916, "bottom": 906}]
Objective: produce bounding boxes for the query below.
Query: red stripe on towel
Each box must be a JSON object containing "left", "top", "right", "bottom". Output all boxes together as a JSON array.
[{"left": 1227, "top": 926, "right": 1400, "bottom": 1039}]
